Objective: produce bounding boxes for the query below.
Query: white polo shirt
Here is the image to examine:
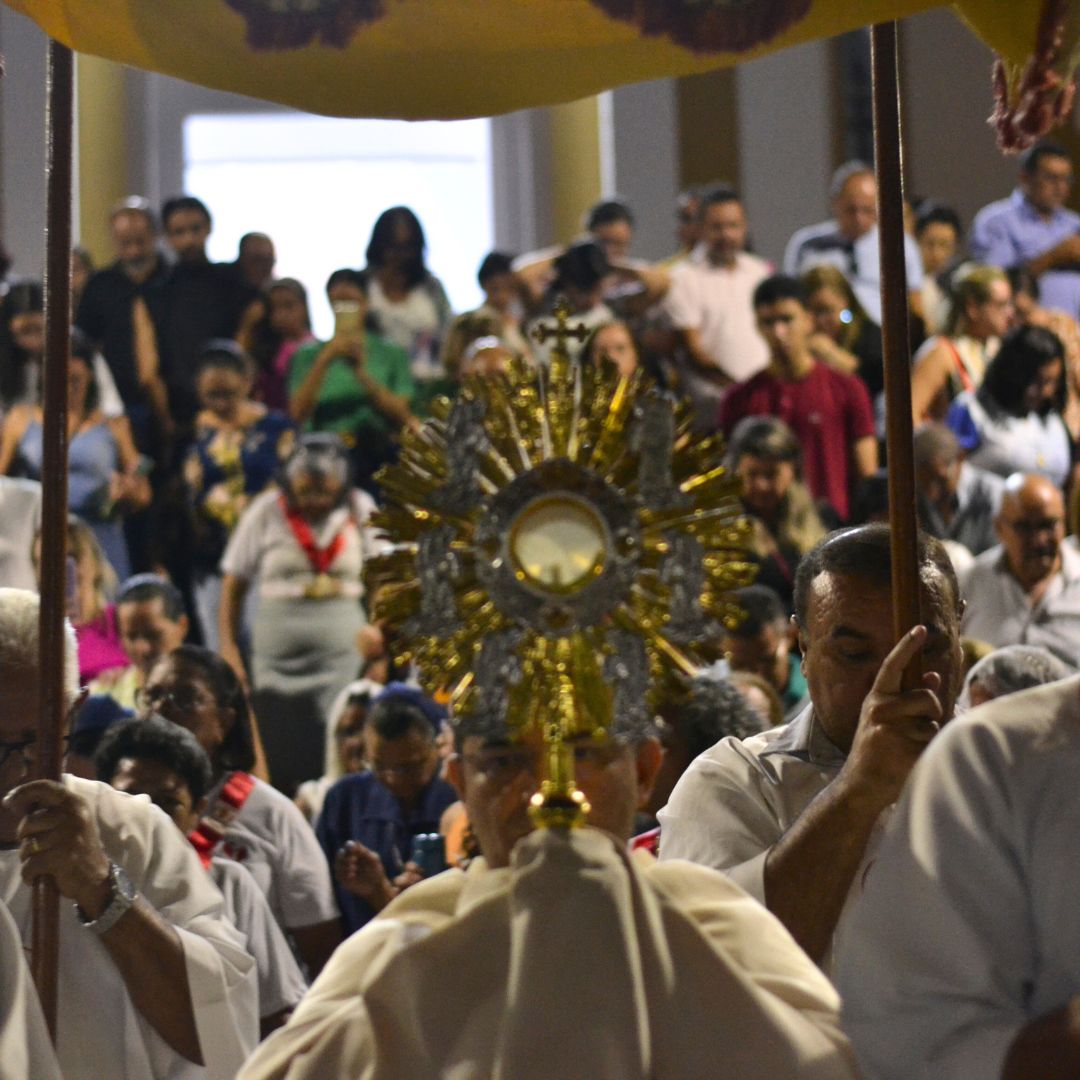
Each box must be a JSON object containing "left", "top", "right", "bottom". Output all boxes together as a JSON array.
[{"left": 663, "top": 251, "right": 771, "bottom": 383}]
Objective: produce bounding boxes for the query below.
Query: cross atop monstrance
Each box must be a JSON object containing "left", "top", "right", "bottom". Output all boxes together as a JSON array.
[{"left": 532, "top": 296, "right": 592, "bottom": 359}]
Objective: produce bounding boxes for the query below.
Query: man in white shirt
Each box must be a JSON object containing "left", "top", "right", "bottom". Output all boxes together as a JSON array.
[
  {"left": 240, "top": 705, "right": 859, "bottom": 1079},
  {"left": 658, "top": 524, "right": 965, "bottom": 968},
  {"left": 838, "top": 675, "right": 1080, "bottom": 1078},
  {"left": 663, "top": 185, "right": 771, "bottom": 429},
  {"left": 0, "top": 587, "right": 257, "bottom": 1079},
  {"left": 783, "top": 161, "right": 923, "bottom": 324},
  {"left": 960, "top": 472, "right": 1080, "bottom": 666}
]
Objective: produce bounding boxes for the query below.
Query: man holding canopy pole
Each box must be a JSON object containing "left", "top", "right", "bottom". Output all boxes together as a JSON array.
[
  {"left": 10, "top": 0, "right": 1080, "bottom": 1064},
  {"left": 0, "top": 588, "right": 259, "bottom": 1078}
]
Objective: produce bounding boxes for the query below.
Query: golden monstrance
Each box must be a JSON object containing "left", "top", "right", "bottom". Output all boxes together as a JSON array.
[{"left": 365, "top": 307, "right": 755, "bottom": 827}]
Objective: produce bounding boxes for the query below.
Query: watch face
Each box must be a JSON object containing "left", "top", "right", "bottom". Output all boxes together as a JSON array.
[{"left": 112, "top": 863, "right": 137, "bottom": 902}]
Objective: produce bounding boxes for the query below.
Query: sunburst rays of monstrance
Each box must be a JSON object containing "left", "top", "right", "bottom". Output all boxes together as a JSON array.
[{"left": 366, "top": 305, "right": 756, "bottom": 827}]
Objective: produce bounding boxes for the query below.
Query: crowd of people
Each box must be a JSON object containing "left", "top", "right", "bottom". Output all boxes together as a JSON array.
[{"left": 1, "top": 138, "right": 1080, "bottom": 1077}]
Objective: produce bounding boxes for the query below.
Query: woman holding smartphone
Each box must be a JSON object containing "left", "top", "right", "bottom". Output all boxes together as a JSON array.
[{"left": 288, "top": 268, "right": 417, "bottom": 492}]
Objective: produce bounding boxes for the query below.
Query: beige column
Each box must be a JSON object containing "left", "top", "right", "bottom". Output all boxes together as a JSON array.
[
  {"left": 77, "top": 54, "right": 129, "bottom": 264},
  {"left": 548, "top": 96, "right": 602, "bottom": 245}
]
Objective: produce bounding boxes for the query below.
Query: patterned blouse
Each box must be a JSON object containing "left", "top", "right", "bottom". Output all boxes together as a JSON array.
[{"left": 184, "top": 407, "right": 295, "bottom": 570}]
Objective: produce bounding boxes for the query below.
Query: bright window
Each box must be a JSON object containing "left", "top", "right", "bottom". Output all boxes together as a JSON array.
[{"left": 183, "top": 112, "right": 493, "bottom": 337}]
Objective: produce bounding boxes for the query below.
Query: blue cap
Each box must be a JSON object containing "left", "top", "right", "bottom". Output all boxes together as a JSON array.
[
  {"left": 72, "top": 695, "right": 134, "bottom": 736},
  {"left": 375, "top": 682, "right": 447, "bottom": 734}
]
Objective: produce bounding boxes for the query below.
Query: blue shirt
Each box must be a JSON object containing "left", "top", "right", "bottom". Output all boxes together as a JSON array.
[
  {"left": 970, "top": 188, "right": 1080, "bottom": 318},
  {"left": 315, "top": 769, "right": 459, "bottom": 934}
]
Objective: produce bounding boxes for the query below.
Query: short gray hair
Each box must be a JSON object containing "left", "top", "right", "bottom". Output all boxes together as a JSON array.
[
  {"left": 829, "top": 160, "right": 874, "bottom": 201},
  {"left": 960, "top": 644, "right": 1072, "bottom": 710},
  {"left": 0, "top": 589, "right": 79, "bottom": 705}
]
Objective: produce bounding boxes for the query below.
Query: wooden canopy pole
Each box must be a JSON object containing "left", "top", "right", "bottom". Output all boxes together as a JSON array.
[
  {"left": 871, "top": 22, "right": 922, "bottom": 651},
  {"left": 32, "top": 37, "right": 74, "bottom": 1038}
]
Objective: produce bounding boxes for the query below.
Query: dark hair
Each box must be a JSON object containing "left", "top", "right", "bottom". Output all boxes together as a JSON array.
[
  {"left": 239, "top": 231, "right": 272, "bottom": 253},
  {"left": 168, "top": 644, "right": 256, "bottom": 773},
  {"left": 96, "top": 713, "right": 214, "bottom": 804},
  {"left": 369, "top": 693, "right": 440, "bottom": 742},
  {"left": 581, "top": 320, "right": 639, "bottom": 370},
  {"left": 364, "top": 207, "right": 428, "bottom": 291},
  {"left": 698, "top": 184, "right": 741, "bottom": 217},
  {"left": 914, "top": 201, "right": 962, "bottom": 239},
  {"left": 248, "top": 279, "right": 310, "bottom": 375},
  {"left": 0, "top": 280, "right": 44, "bottom": 408},
  {"left": 753, "top": 274, "right": 808, "bottom": 310},
  {"left": 551, "top": 240, "right": 610, "bottom": 295},
  {"left": 727, "top": 585, "right": 788, "bottom": 639},
  {"left": 1019, "top": 140, "right": 1070, "bottom": 177},
  {"left": 325, "top": 267, "right": 368, "bottom": 296},
  {"left": 1006, "top": 265, "right": 1040, "bottom": 303},
  {"left": 477, "top": 251, "right": 515, "bottom": 286},
  {"left": 793, "top": 523, "right": 960, "bottom": 630},
  {"left": 684, "top": 678, "right": 762, "bottom": 757},
  {"left": 913, "top": 422, "right": 960, "bottom": 469},
  {"left": 116, "top": 574, "right": 187, "bottom": 621},
  {"left": 68, "top": 327, "right": 101, "bottom": 414},
  {"left": 724, "top": 415, "right": 803, "bottom": 470},
  {"left": 978, "top": 324, "right": 1066, "bottom": 418},
  {"left": 161, "top": 195, "right": 212, "bottom": 230},
  {"left": 197, "top": 338, "right": 251, "bottom": 380},
  {"left": 849, "top": 472, "right": 891, "bottom": 525},
  {"left": 586, "top": 199, "right": 634, "bottom": 231}
]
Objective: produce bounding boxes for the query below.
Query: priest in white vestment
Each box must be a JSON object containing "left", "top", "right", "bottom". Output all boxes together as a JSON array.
[
  {"left": 241, "top": 713, "right": 858, "bottom": 1079},
  {"left": 0, "top": 895, "right": 61, "bottom": 1080},
  {"left": 0, "top": 589, "right": 258, "bottom": 1079}
]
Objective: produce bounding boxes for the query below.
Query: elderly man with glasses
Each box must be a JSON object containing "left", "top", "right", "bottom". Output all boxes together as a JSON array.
[
  {"left": 0, "top": 588, "right": 257, "bottom": 1079},
  {"left": 959, "top": 471, "right": 1080, "bottom": 667}
]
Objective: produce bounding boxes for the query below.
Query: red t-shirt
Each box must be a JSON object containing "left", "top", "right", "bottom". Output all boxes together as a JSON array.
[{"left": 718, "top": 362, "right": 875, "bottom": 521}]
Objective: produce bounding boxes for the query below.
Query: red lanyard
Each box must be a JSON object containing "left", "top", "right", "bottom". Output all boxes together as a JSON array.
[
  {"left": 280, "top": 493, "right": 352, "bottom": 574},
  {"left": 188, "top": 770, "right": 257, "bottom": 870}
]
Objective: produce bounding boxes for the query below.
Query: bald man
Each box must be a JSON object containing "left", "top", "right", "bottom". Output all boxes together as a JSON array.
[
  {"left": 783, "top": 161, "right": 923, "bottom": 324},
  {"left": 959, "top": 472, "right": 1080, "bottom": 666}
]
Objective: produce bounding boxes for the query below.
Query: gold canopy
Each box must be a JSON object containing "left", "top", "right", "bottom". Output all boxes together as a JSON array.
[{"left": 4, "top": 0, "right": 1074, "bottom": 125}]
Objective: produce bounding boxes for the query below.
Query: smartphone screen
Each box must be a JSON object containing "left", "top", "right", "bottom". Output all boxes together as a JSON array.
[{"left": 332, "top": 300, "right": 363, "bottom": 339}]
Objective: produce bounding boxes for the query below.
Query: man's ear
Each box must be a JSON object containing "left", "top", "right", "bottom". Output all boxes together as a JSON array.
[
  {"left": 178, "top": 614, "right": 190, "bottom": 639},
  {"left": 445, "top": 754, "right": 466, "bottom": 800},
  {"left": 634, "top": 737, "right": 664, "bottom": 811}
]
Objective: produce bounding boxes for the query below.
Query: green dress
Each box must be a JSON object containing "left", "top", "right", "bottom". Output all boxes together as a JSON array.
[{"left": 287, "top": 332, "right": 415, "bottom": 485}]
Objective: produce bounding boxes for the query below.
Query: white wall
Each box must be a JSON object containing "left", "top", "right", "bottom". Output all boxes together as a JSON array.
[
  {"left": 601, "top": 79, "right": 681, "bottom": 261},
  {"left": 736, "top": 39, "right": 834, "bottom": 266},
  {"left": 0, "top": 7, "right": 49, "bottom": 279}
]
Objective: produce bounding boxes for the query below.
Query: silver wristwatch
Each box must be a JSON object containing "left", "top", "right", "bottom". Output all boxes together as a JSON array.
[{"left": 76, "top": 861, "right": 137, "bottom": 935}]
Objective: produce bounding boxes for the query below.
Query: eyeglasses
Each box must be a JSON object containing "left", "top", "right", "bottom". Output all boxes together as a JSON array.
[
  {"left": 1000, "top": 517, "right": 1063, "bottom": 537},
  {"left": 373, "top": 759, "right": 433, "bottom": 780},
  {"left": 137, "top": 686, "right": 214, "bottom": 713},
  {"left": 0, "top": 736, "right": 36, "bottom": 773},
  {"left": 461, "top": 741, "right": 626, "bottom": 788}
]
